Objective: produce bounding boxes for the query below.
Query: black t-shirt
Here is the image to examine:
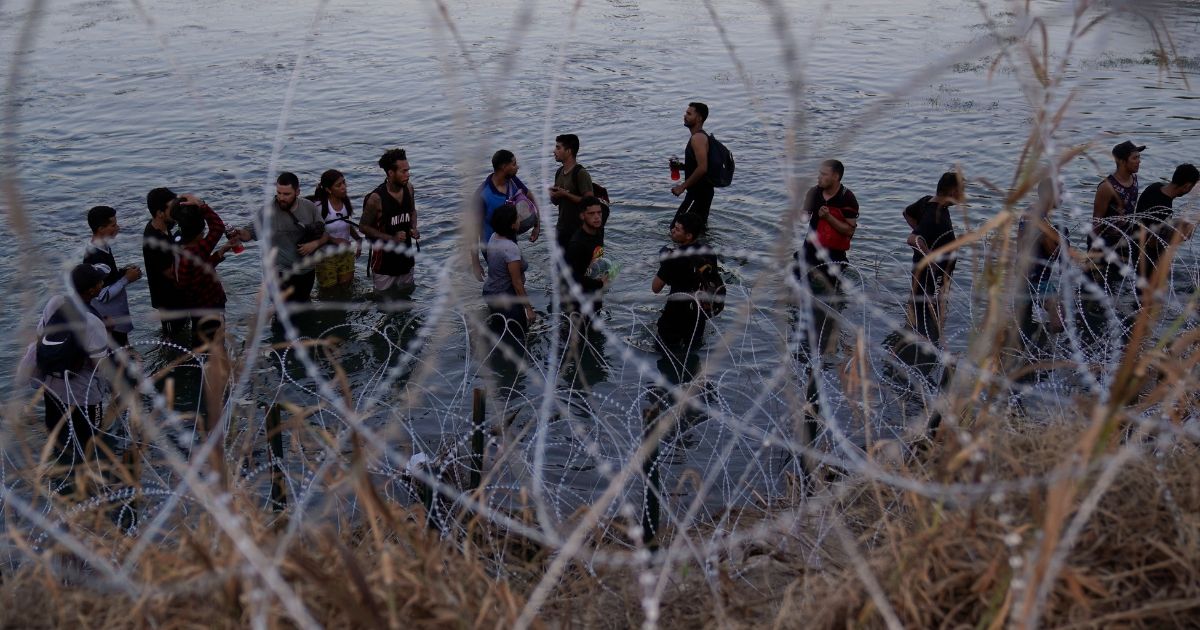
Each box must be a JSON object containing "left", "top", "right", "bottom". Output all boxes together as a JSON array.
[
  {"left": 565, "top": 227, "right": 605, "bottom": 294},
  {"left": 904, "top": 196, "right": 956, "bottom": 264},
  {"left": 143, "top": 221, "right": 180, "bottom": 310},
  {"left": 1134, "top": 181, "right": 1174, "bottom": 226},
  {"left": 657, "top": 242, "right": 715, "bottom": 309},
  {"left": 656, "top": 242, "right": 706, "bottom": 294}
]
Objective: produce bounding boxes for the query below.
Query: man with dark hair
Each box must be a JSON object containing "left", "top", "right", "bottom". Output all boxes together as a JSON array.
[
  {"left": 361, "top": 148, "right": 419, "bottom": 293},
  {"left": 564, "top": 196, "right": 607, "bottom": 312},
  {"left": 670, "top": 102, "right": 715, "bottom": 233},
  {"left": 84, "top": 205, "right": 142, "bottom": 346},
  {"left": 143, "top": 187, "right": 186, "bottom": 335},
  {"left": 17, "top": 263, "right": 111, "bottom": 495},
  {"left": 798, "top": 159, "right": 859, "bottom": 295},
  {"left": 1089, "top": 140, "right": 1144, "bottom": 293},
  {"left": 233, "top": 172, "right": 329, "bottom": 302},
  {"left": 1134, "top": 162, "right": 1199, "bottom": 286},
  {"left": 903, "top": 171, "right": 963, "bottom": 344},
  {"left": 474, "top": 150, "right": 539, "bottom": 280},
  {"left": 653, "top": 212, "right": 714, "bottom": 350},
  {"left": 549, "top": 133, "right": 595, "bottom": 249},
  {"left": 172, "top": 196, "right": 237, "bottom": 347}
]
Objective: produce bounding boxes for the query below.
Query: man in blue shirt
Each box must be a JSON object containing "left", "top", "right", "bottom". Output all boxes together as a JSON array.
[{"left": 473, "top": 149, "right": 540, "bottom": 279}]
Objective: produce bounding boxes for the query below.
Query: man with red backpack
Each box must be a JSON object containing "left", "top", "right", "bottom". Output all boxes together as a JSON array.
[{"left": 798, "top": 159, "right": 859, "bottom": 295}]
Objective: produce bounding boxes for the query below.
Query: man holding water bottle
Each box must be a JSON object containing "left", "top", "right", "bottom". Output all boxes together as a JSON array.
[{"left": 670, "top": 102, "right": 715, "bottom": 234}]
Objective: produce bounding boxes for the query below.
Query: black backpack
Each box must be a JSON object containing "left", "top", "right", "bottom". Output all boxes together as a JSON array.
[
  {"left": 695, "top": 255, "right": 727, "bottom": 318},
  {"left": 36, "top": 305, "right": 88, "bottom": 375},
  {"left": 705, "top": 134, "right": 735, "bottom": 188},
  {"left": 572, "top": 165, "right": 612, "bottom": 226}
]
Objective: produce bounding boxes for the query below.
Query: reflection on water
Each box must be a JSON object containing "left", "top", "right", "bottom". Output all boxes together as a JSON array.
[{"left": 2, "top": 0, "right": 1199, "bottom": 511}]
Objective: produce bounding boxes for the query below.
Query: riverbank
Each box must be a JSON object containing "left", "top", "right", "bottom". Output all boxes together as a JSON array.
[{"left": 4, "top": 418, "right": 1196, "bottom": 628}]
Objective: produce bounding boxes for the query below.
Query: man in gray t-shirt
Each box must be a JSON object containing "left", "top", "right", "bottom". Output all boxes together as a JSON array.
[{"left": 235, "top": 172, "right": 329, "bottom": 303}]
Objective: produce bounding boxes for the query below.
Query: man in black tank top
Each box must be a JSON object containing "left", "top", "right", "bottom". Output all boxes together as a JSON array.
[
  {"left": 670, "top": 102, "right": 716, "bottom": 234},
  {"left": 361, "top": 148, "right": 419, "bottom": 294}
]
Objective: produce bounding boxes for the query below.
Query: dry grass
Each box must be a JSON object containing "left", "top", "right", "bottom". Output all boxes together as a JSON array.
[{"left": 1, "top": 500, "right": 531, "bottom": 629}]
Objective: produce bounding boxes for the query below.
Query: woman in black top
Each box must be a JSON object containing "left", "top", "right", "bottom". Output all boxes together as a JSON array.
[{"left": 903, "top": 172, "right": 963, "bottom": 344}]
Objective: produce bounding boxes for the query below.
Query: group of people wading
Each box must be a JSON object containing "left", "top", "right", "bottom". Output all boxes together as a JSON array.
[
  {"left": 16, "top": 93, "right": 1199, "bottom": 499},
  {"left": 799, "top": 141, "right": 1197, "bottom": 350},
  {"left": 16, "top": 102, "right": 728, "bottom": 496}
]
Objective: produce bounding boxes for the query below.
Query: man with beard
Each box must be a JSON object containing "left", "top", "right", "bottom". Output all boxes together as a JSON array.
[
  {"left": 670, "top": 102, "right": 715, "bottom": 234},
  {"left": 233, "top": 172, "right": 329, "bottom": 302},
  {"left": 360, "top": 148, "right": 420, "bottom": 294}
]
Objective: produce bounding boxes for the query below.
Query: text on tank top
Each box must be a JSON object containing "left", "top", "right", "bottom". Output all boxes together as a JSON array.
[{"left": 372, "top": 181, "right": 415, "bottom": 276}]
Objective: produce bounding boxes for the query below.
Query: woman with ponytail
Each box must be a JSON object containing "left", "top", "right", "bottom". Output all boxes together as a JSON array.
[{"left": 310, "top": 169, "right": 363, "bottom": 292}]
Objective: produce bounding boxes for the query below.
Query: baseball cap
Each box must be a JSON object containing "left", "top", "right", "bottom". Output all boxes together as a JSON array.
[{"left": 1112, "top": 140, "right": 1146, "bottom": 160}]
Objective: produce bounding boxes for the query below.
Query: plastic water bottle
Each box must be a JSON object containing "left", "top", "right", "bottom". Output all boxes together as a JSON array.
[{"left": 670, "top": 157, "right": 681, "bottom": 181}]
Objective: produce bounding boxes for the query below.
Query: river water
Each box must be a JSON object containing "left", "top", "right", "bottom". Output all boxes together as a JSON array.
[{"left": 2, "top": 0, "right": 1199, "bottom": 514}]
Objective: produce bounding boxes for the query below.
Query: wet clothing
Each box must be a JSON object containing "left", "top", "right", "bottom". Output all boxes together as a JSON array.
[
  {"left": 553, "top": 164, "right": 594, "bottom": 248},
  {"left": 18, "top": 294, "right": 110, "bottom": 411},
  {"left": 655, "top": 241, "right": 714, "bottom": 347},
  {"left": 1135, "top": 182, "right": 1174, "bottom": 227},
  {"left": 800, "top": 185, "right": 860, "bottom": 291},
  {"left": 905, "top": 197, "right": 958, "bottom": 343},
  {"left": 243, "top": 197, "right": 322, "bottom": 302},
  {"left": 174, "top": 204, "right": 227, "bottom": 312},
  {"left": 1134, "top": 182, "right": 1178, "bottom": 279},
  {"left": 368, "top": 182, "right": 416, "bottom": 277},
  {"left": 1018, "top": 217, "right": 1068, "bottom": 294},
  {"left": 143, "top": 221, "right": 184, "bottom": 333},
  {"left": 1092, "top": 173, "right": 1139, "bottom": 249},
  {"left": 314, "top": 199, "right": 358, "bottom": 288},
  {"left": 905, "top": 196, "right": 957, "bottom": 263},
  {"left": 316, "top": 251, "right": 355, "bottom": 289},
  {"left": 281, "top": 271, "right": 316, "bottom": 304},
  {"left": 373, "top": 271, "right": 414, "bottom": 292},
  {"left": 247, "top": 197, "right": 323, "bottom": 273},
  {"left": 318, "top": 199, "right": 356, "bottom": 243},
  {"left": 83, "top": 241, "right": 134, "bottom": 337},
  {"left": 483, "top": 234, "right": 529, "bottom": 343},
  {"left": 565, "top": 227, "right": 605, "bottom": 298},
  {"left": 483, "top": 234, "right": 526, "bottom": 297},
  {"left": 479, "top": 175, "right": 531, "bottom": 244},
  {"left": 672, "top": 133, "right": 716, "bottom": 231}
]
